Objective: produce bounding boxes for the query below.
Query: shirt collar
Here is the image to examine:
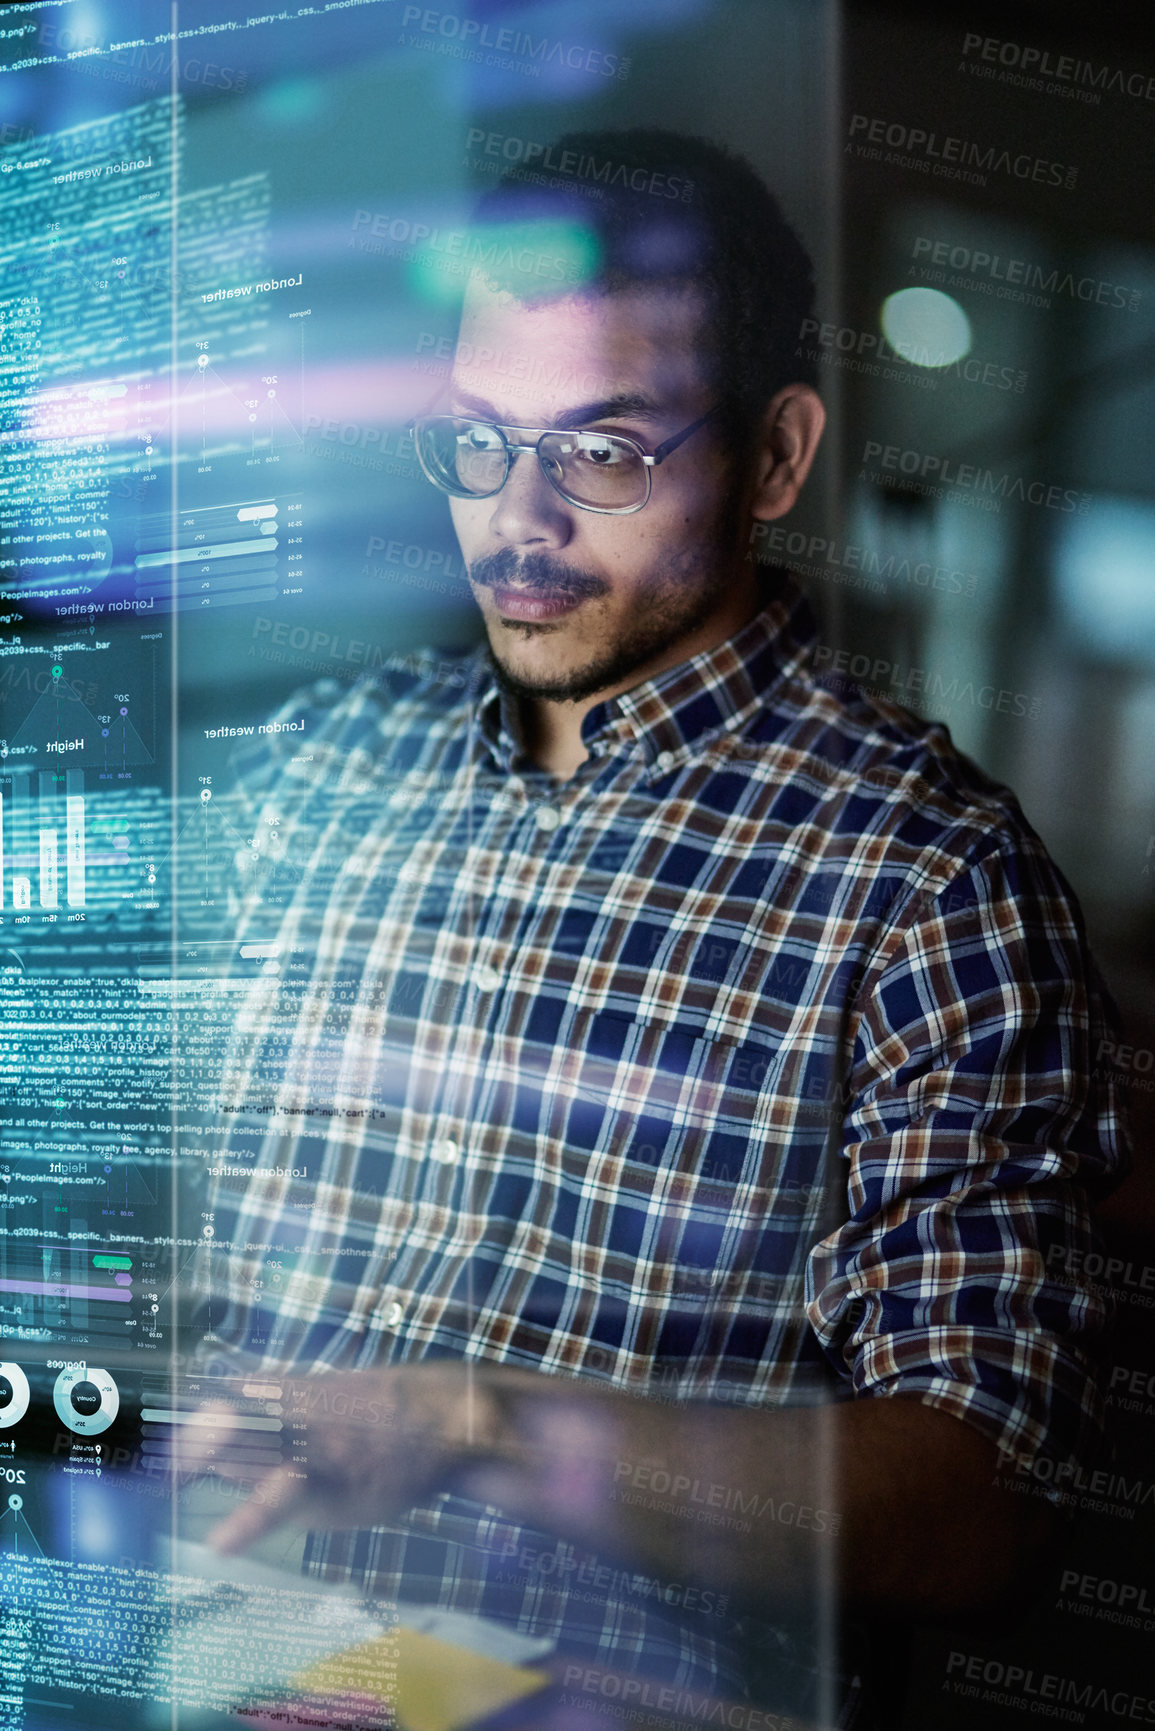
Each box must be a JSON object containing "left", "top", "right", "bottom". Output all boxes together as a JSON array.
[{"left": 472, "top": 567, "right": 815, "bottom": 774}]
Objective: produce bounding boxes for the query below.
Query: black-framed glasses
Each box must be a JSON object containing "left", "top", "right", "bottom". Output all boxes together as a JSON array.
[{"left": 409, "top": 405, "right": 722, "bottom": 515}]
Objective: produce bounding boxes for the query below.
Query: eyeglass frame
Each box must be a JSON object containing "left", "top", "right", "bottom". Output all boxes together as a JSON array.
[{"left": 408, "top": 403, "right": 724, "bottom": 516}]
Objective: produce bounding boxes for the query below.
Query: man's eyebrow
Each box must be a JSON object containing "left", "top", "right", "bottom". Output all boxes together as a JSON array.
[{"left": 447, "top": 388, "right": 665, "bottom": 427}]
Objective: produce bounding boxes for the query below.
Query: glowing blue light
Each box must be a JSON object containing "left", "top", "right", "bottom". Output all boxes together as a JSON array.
[
  {"left": 254, "top": 78, "right": 326, "bottom": 125},
  {"left": 880, "top": 287, "right": 972, "bottom": 368},
  {"left": 1056, "top": 497, "right": 1155, "bottom": 660}
]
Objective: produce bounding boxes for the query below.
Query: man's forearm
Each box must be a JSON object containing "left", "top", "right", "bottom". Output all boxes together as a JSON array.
[
  {"left": 200, "top": 1357, "right": 1057, "bottom": 1629},
  {"left": 473, "top": 1371, "right": 1056, "bottom": 1624}
]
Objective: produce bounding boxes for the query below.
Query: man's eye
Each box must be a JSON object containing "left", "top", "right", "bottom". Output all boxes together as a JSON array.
[
  {"left": 461, "top": 426, "right": 502, "bottom": 452},
  {"left": 574, "top": 434, "right": 626, "bottom": 466}
]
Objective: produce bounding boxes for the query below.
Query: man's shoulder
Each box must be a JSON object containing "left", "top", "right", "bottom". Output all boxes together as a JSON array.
[
  {"left": 309, "top": 641, "right": 486, "bottom": 730},
  {"left": 231, "top": 643, "right": 486, "bottom": 791},
  {"left": 732, "top": 655, "right": 1047, "bottom": 884}
]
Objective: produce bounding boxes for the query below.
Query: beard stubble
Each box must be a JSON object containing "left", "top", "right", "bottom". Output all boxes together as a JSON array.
[{"left": 469, "top": 479, "right": 748, "bottom": 706}]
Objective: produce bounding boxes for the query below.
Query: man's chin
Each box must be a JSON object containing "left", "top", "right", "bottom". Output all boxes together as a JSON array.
[{"left": 488, "top": 644, "right": 608, "bottom": 706}]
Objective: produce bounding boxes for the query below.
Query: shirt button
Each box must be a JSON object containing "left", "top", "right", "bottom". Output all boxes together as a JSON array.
[
  {"left": 432, "top": 1137, "right": 459, "bottom": 1164},
  {"left": 655, "top": 750, "right": 676, "bottom": 774},
  {"left": 384, "top": 1300, "right": 404, "bottom": 1329},
  {"left": 534, "top": 804, "right": 561, "bottom": 832},
  {"left": 475, "top": 963, "right": 501, "bottom": 993}
]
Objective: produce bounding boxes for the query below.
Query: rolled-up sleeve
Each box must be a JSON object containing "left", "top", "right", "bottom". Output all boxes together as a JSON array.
[{"left": 805, "top": 837, "right": 1131, "bottom": 1476}]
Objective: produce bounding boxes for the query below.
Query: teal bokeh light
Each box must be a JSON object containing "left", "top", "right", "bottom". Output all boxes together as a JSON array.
[
  {"left": 406, "top": 221, "right": 602, "bottom": 305},
  {"left": 253, "top": 77, "right": 327, "bottom": 125},
  {"left": 880, "top": 286, "right": 972, "bottom": 368}
]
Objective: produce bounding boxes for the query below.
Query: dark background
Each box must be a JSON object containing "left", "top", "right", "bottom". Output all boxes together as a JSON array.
[
  {"left": 2, "top": 0, "right": 1152, "bottom": 1722},
  {"left": 837, "top": 2, "right": 1155, "bottom": 1724}
]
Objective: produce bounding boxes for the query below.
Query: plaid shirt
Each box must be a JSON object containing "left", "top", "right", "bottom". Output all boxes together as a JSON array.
[{"left": 196, "top": 571, "right": 1127, "bottom": 1713}]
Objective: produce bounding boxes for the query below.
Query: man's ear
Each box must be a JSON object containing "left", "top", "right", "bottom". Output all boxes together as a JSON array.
[{"left": 748, "top": 385, "right": 826, "bottom": 522}]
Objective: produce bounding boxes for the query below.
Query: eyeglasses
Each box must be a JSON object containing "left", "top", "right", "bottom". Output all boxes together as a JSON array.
[{"left": 409, "top": 405, "right": 722, "bottom": 515}]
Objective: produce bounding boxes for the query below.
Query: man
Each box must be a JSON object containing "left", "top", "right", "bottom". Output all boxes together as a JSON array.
[{"left": 190, "top": 131, "right": 1127, "bottom": 1722}]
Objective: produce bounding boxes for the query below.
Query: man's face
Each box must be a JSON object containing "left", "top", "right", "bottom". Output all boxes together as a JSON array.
[{"left": 447, "top": 278, "right": 755, "bottom": 705}]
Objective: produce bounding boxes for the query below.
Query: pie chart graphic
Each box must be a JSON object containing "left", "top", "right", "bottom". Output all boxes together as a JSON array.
[
  {"left": 53, "top": 1365, "right": 120, "bottom": 1435},
  {"left": 0, "top": 1363, "right": 30, "bottom": 1429}
]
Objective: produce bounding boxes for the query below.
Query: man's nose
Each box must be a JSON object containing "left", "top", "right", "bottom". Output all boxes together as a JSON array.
[{"left": 487, "top": 447, "right": 572, "bottom": 547}]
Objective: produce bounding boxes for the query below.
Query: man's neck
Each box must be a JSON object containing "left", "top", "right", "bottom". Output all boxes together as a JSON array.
[{"left": 518, "top": 697, "right": 597, "bottom": 781}]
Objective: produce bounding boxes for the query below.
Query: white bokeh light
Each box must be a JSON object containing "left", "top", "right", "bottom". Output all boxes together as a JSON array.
[{"left": 881, "top": 287, "right": 972, "bottom": 368}]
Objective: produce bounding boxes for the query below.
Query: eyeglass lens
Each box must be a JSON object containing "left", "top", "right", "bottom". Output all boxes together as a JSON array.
[{"left": 417, "top": 418, "right": 648, "bottom": 510}]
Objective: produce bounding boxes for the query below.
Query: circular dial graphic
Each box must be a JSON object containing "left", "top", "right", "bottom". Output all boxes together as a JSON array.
[
  {"left": 0, "top": 1363, "right": 30, "bottom": 1429},
  {"left": 53, "top": 1365, "right": 119, "bottom": 1436}
]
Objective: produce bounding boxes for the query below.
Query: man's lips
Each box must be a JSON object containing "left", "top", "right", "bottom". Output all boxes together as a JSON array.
[{"left": 489, "top": 586, "right": 584, "bottom": 622}]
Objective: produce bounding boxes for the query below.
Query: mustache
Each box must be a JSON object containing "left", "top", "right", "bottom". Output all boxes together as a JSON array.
[{"left": 468, "top": 548, "right": 609, "bottom": 601}]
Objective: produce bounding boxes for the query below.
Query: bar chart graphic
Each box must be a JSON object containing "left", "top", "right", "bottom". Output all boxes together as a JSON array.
[
  {"left": 0, "top": 772, "right": 170, "bottom": 915},
  {"left": 133, "top": 499, "right": 286, "bottom": 611},
  {"left": 139, "top": 1376, "right": 289, "bottom": 1477},
  {"left": 0, "top": 1242, "right": 139, "bottom": 1343},
  {"left": 1, "top": 770, "right": 87, "bottom": 910}
]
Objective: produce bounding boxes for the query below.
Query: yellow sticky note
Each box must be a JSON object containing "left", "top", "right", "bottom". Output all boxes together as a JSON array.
[{"left": 295, "top": 1625, "right": 549, "bottom": 1731}]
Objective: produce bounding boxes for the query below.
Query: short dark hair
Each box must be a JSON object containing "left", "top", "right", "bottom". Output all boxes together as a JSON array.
[{"left": 467, "top": 127, "right": 818, "bottom": 438}]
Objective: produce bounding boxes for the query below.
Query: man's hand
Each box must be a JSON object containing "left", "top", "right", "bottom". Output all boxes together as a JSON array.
[
  {"left": 180, "top": 1361, "right": 519, "bottom": 1554},
  {"left": 178, "top": 1364, "right": 1056, "bottom": 1627}
]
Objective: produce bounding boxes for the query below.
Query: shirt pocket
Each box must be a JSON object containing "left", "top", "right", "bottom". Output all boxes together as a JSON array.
[
  {"left": 548, "top": 1005, "right": 797, "bottom": 1276},
  {"left": 552, "top": 1000, "right": 777, "bottom": 1162},
  {"left": 534, "top": 1004, "right": 818, "bottom": 1379}
]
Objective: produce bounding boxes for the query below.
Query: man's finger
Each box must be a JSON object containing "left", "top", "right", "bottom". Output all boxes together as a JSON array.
[{"left": 205, "top": 1463, "right": 307, "bottom": 1554}]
